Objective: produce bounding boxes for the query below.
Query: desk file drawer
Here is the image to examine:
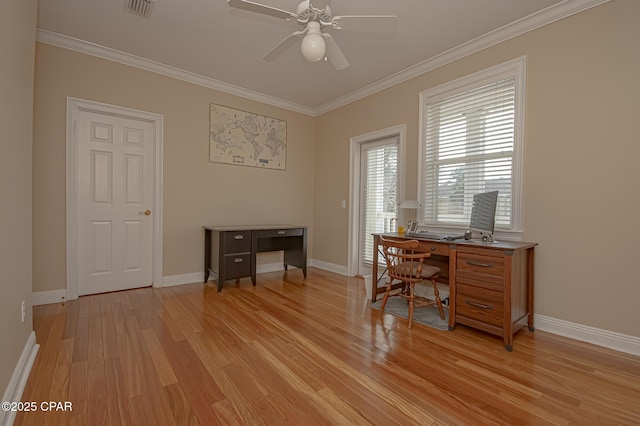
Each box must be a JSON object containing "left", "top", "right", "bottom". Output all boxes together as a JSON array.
[
  {"left": 456, "top": 283, "right": 503, "bottom": 328},
  {"left": 223, "top": 231, "right": 251, "bottom": 253},
  {"left": 223, "top": 254, "right": 251, "bottom": 279},
  {"left": 457, "top": 250, "right": 504, "bottom": 287}
]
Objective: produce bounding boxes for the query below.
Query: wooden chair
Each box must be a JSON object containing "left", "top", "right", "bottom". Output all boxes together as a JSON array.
[{"left": 379, "top": 237, "right": 445, "bottom": 329}]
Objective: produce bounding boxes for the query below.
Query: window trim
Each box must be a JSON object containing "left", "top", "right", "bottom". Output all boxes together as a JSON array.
[{"left": 417, "top": 56, "right": 526, "bottom": 237}]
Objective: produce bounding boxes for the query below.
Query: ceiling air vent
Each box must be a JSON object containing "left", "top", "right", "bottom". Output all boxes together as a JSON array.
[{"left": 126, "top": 0, "right": 155, "bottom": 18}]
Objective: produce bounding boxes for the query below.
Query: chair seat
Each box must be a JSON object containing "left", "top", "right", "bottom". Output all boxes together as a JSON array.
[
  {"left": 419, "top": 265, "right": 440, "bottom": 279},
  {"left": 395, "top": 262, "right": 440, "bottom": 279}
]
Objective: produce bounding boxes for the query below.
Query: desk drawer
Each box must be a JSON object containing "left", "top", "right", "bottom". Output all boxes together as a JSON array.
[
  {"left": 419, "top": 241, "right": 449, "bottom": 256},
  {"left": 456, "top": 283, "right": 503, "bottom": 328},
  {"left": 223, "top": 253, "right": 251, "bottom": 279},
  {"left": 254, "top": 228, "right": 303, "bottom": 238},
  {"left": 223, "top": 231, "right": 251, "bottom": 253},
  {"left": 457, "top": 250, "right": 504, "bottom": 287}
]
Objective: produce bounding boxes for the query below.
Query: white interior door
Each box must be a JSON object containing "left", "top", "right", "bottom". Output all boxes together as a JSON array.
[{"left": 76, "top": 109, "right": 155, "bottom": 295}]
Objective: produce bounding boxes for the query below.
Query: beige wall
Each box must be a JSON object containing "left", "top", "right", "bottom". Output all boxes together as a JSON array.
[
  {"left": 33, "top": 44, "right": 315, "bottom": 291},
  {"left": 314, "top": 0, "right": 640, "bottom": 337},
  {"left": 0, "top": 0, "right": 37, "bottom": 393}
]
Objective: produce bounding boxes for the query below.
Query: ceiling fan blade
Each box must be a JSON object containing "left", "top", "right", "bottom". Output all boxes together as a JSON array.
[
  {"left": 323, "top": 34, "right": 349, "bottom": 70},
  {"left": 330, "top": 15, "right": 397, "bottom": 32},
  {"left": 263, "top": 30, "right": 305, "bottom": 61},
  {"left": 227, "top": 0, "right": 298, "bottom": 20}
]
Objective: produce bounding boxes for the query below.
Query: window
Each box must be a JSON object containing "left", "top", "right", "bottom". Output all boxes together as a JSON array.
[{"left": 419, "top": 58, "right": 525, "bottom": 235}]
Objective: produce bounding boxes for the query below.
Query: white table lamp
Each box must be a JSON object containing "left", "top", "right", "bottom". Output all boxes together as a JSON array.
[{"left": 399, "top": 200, "right": 420, "bottom": 226}]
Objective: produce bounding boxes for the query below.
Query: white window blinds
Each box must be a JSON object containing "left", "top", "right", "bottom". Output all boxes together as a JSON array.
[
  {"left": 421, "top": 66, "right": 522, "bottom": 232},
  {"left": 360, "top": 138, "right": 398, "bottom": 264}
]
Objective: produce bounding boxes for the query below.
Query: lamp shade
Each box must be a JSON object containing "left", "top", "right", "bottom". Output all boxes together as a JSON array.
[{"left": 399, "top": 200, "right": 420, "bottom": 209}]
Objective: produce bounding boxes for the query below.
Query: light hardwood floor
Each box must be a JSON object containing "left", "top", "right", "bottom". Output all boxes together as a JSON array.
[{"left": 17, "top": 267, "right": 640, "bottom": 425}]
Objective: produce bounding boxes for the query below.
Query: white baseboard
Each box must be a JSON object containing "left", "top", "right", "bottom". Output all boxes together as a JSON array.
[
  {"left": 160, "top": 262, "right": 294, "bottom": 288},
  {"left": 534, "top": 314, "right": 640, "bottom": 356},
  {"left": 160, "top": 272, "right": 203, "bottom": 288},
  {"left": 160, "top": 259, "right": 342, "bottom": 288},
  {"left": 32, "top": 289, "right": 68, "bottom": 306},
  {"left": 257, "top": 262, "right": 290, "bottom": 275},
  {"left": 309, "top": 258, "right": 349, "bottom": 276},
  {"left": 1, "top": 331, "right": 39, "bottom": 426}
]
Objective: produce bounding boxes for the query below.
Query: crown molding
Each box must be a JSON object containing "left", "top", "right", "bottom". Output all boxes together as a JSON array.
[
  {"left": 313, "top": 0, "right": 610, "bottom": 115},
  {"left": 37, "top": 0, "right": 609, "bottom": 117},
  {"left": 36, "top": 29, "right": 317, "bottom": 117}
]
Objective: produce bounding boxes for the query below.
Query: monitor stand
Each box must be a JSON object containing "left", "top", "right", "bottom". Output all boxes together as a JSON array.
[{"left": 481, "top": 232, "right": 497, "bottom": 243}]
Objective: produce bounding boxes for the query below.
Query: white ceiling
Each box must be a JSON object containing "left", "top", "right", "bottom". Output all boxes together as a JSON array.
[{"left": 36, "top": 0, "right": 604, "bottom": 115}]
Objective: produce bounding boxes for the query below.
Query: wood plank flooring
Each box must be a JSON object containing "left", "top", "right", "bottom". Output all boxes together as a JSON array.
[{"left": 16, "top": 267, "right": 640, "bottom": 425}]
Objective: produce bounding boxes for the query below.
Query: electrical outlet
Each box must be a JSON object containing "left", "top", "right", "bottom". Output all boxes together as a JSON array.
[{"left": 21, "top": 300, "right": 25, "bottom": 323}]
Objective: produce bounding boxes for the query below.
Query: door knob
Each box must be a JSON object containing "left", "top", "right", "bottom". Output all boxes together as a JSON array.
[{"left": 143, "top": 210, "right": 151, "bottom": 216}]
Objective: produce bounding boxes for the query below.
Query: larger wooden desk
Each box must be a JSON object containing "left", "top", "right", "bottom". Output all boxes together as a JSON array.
[
  {"left": 203, "top": 225, "right": 307, "bottom": 292},
  {"left": 371, "top": 233, "right": 537, "bottom": 351}
]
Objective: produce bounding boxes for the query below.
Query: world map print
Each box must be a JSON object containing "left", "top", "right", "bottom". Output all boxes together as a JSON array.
[{"left": 209, "top": 104, "right": 286, "bottom": 170}]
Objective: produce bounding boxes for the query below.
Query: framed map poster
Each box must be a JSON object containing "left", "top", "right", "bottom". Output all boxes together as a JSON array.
[{"left": 209, "top": 103, "right": 286, "bottom": 170}]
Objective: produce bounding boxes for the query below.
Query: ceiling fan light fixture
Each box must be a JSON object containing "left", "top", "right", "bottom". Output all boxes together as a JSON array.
[
  {"left": 300, "top": 21, "right": 326, "bottom": 62},
  {"left": 301, "top": 33, "right": 326, "bottom": 62}
]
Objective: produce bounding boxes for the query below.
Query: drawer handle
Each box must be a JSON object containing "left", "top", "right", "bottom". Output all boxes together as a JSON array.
[
  {"left": 234, "top": 235, "right": 244, "bottom": 240},
  {"left": 233, "top": 258, "right": 244, "bottom": 263},
  {"left": 277, "top": 230, "right": 286, "bottom": 235},
  {"left": 430, "top": 245, "right": 436, "bottom": 251},
  {"left": 466, "top": 260, "right": 493, "bottom": 268},
  {"left": 466, "top": 299, "right": 493, "bottom": 310}
]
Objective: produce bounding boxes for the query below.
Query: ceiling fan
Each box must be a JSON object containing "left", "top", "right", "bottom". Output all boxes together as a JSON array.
[{"left": 227, "top": 0, "right": 397, "bottom": 70}]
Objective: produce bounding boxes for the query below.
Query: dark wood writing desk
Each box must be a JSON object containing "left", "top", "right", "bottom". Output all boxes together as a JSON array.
[
  {"left": 372, "top": 233, "right": 537, "bottom": 351},
  {"left": 203, "top": 225, "right": 307, "bottom": 292}
]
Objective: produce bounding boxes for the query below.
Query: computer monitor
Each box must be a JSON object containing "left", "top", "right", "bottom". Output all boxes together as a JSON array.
[{"left": 469, "top": 190, "right": 499, "bottom": 242}]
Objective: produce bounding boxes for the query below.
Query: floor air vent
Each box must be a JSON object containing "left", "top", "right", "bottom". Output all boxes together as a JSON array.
[{"left": 127, "top": 0, "right": 155, "bottom": 18}]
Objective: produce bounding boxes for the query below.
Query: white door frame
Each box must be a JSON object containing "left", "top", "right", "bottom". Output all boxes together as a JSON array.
[
  {"left": 66, "top": 97, "right": 163, "bottom": 300},
  {"left": 347, "top": 124, "right": 406, "bottom": 276}
]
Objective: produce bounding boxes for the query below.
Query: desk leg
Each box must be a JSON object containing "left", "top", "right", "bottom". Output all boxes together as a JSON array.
[
  {"left": 251, "top": 259, "right": 257, "bottom": 287},
  {"left": 251, "top": 232, "right": 257, "bottom": 287},
  {"left": 448, "top": 245, "right": 457, "bottom": 331},
  {"left": 301, "top": 228, "right": 307, "bottom": 278},
  {"left": 281, "top": 230, "right": 307, "bottom": 279},
  {"left": 204, "top": 229, "right": 211, "bottom": 283},
  {"left": 527, "top": 247, "right": 535, "bottom": 332},
  {"left": 217, "top": 232, "right": 224, "bottom": 292},
  {"left": 283, "top": 255, "right": 307, "bottom": 277},
  {"left": 503, "top": 252, "right": 514, "bottom": 351},
  {"left": 282, "top": 250, "right": 307, "bottom": 278},
  {"left": 371, "top": 235, "right": 379, "bottom": 303}
]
